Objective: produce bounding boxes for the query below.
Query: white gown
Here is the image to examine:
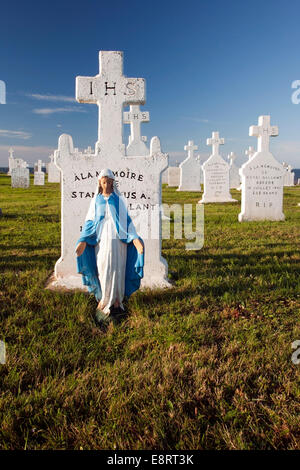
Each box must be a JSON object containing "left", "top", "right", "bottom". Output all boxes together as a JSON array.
[{"left": 95, "top": 195, "right": 127, "bottom": 314}]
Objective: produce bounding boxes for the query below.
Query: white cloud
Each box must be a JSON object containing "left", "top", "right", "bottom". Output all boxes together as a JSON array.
[
  {"left": 0, "top": 129, "right": 32, "bottom": 139},
  {"left": 33, "top": 106, "right": 87, "bottom": 115},
  {"left": 181, "top": 116, "right": 210, "bottom": 124},
  {"left": 26, "top": 93, "right": 75, "bottom": 102}
]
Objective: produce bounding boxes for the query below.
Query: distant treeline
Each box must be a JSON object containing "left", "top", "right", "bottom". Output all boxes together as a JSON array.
[{"left": 0, "top": 168, "right": 45, "bottom": 175}]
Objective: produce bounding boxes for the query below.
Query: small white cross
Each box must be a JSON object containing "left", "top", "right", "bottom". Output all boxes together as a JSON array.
[
  {"left": 206, "top": 131, "right": 225, "bottom": 155},
  {"left": 245, "top": 146, "right": 255, "bottom": 160},
  {"left": 15, "top": 158, "right": 24, "bottom": 168},
  {"left": 227, "top": 151, "right": 237, "bottom": 164},
  {"left": 37, "top": 160, "right": 45, "bottom": 172},
  {"left": 123, "top": 105, "right": 149, "bottom": 145},
  {"left": 76, "top": 51, "right": 145, "bottom": 153},
  {"left": 84, "top": 146, "right": 93, "bottom": 154},
  {"left": 249, "top": 115, "right": 278, "bottom": 153},
  {"left": 184, "top": 140, "right": 198, "bottom": 159}
]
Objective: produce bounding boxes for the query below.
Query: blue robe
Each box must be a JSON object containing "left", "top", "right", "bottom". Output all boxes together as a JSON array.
[{"left": 76, "top": 192, "right": 144, "bottom": 302}]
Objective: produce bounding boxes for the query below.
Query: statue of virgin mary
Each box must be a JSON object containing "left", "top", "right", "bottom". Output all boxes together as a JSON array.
[{"left": 75, "top": 169, "right": 144, "bottom": 326}]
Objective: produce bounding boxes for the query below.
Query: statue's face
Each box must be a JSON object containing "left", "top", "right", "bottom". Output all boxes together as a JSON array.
[{"left": 100, "top": 176, "right": 113, "bottom": 194}]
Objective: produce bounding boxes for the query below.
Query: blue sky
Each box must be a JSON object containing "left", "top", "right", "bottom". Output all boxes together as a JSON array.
[{"left": 0, "top": 0, "right": 300, "bottom": 168}]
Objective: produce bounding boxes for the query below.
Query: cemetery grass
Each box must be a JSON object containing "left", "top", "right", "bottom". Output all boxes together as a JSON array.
[{"left": 0, "top": 174, "right": 300, "bottom": 451}]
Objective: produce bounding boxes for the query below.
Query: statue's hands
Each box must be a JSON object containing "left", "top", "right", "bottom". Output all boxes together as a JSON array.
[
  {"left": 133, "top": 238, "right": 144, "bottom": 254},
  {"left": 76, "top": 241, "right": 86, "bottom": 256}
]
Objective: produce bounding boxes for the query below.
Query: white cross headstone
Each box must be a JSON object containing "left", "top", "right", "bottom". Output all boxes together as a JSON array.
[
  {"left": 227, "top": 151, "right": 240, "bottom": 189},
  {"left": 123, "top": 105, "right": 149, "bottom": 156},
  {"left": 178, "top": 140, "right": 201, "bottom": 191},
  {"left": 283, "top": 164, "right": 295, "bottom": 186},
  {"left": 168, "top": 167, "right": 180, "bottom": 187},
  {"left": 238, "top": 115, "right": 284, "bottom": 222},
  {"left": 34, "top": 159, "right": 45, "bottom": 185},
  {"left": 48, "top": 154, "right": 61, "bottom": 183},
  {"left": 76, "top": 51, "right": 145, "bottom": 155},
  {"left": 7, "top": 147, "right": 15, "bottom": 175},
  {"left": 196, "top": 155, "right": 204, "bottom": 185},
  {"left": 161, "top": 168, "right": 168, "bottom": 184},
  {"left": 11, "top": 159, "right": 30, "bottom": 188},
  {"left": 84, "top": 146, "right": 93, "bottom": 154},
  {"left": 199, "top": 132, "right": 237, "bottom": 203},
  {"left": 48, "top": 50, "right": 170, "bottom": 292},
  {"left": 245, "top": 146, "right": 255, "bottom": 161},
  {"left": 287, "top": 165, "right": 295, "bottom": 186}
]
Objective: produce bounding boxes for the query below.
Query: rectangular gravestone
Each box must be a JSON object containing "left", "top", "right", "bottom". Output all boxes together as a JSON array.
[
  {"left": 161, "top": 169, "right": 168, "bottom": 184},
  {"left": 178, "top": 140, "right": 202, "bottom": 191},
  {"left": 227, "top": 152, "right": 241, "bottom": 189},
  {"left": 48, "top": 51, "right": 170, "bottom": 291},
  {"left": 34, "top": 160, "right": 45, "bottom": 185},
  {"left": 48, "top": 154, "right": 61, "bottom": 183},
  {"left": 11, "top": 166, "right": 30, "bottom": 188},
  {"left": 168, "top": 167, "right": 180, "bottom": 187},
  {"left": 239, "top": 115, "right": 284, "bottom": 221},
  {"left": 199, "top": 132, "right": 237, "bottom": 203}
]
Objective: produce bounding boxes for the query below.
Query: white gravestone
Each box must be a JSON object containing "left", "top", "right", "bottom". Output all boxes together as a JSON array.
[
  {"left": 84, "top": 146, "right": 93, "bottom": 154},
  {"left": 48, "top": 154, "right": 61, "bottom": 183},
  {"left": 196, "top": 155, "right": 204, "bottom": 185},
  {"left": 238, "top": 115, "right": 284, "bottom": 222},
  {"left": 228, "top": 151, "right": 240, "bottom": 189},
  {"left": 237, "top": 146, "right": 255, "bottom": 191},
  {"left": 161, "top": 169, "right": 168, "bottom": 184},
  {"left": 246, "top": 146, "right": 255, "bottom": 161},
  {"left": 168, "top": 166, "right": 180, "bottom": 187},
  {"left": 283, "top": 163, "right": 295, "bottom": 186},
  {"left": 124, "top": 105, "right": 149, "bottom": 156},
  {"left": 7, "top": 147, "right": 14, "bottom": 175},
  {"left": 287, "top": 165, "right": 295, "bottom": 186},
  {"left": 178, "top": 140, "right": 202, "bottom": 192},
  {"left": 11, "top": 161, "right": 30, "bottom": 188},
  {"left": 7, "top": 148, "right": 27, "bottom": 175},
  {"left": 34, "top": 160, "right": 45, "bottom": 185},
  {"left": 49, "top": 50, "right": 170, "bottom": 291},
  {"left": 199, "top": 132, "right": 237, "bottom": 203}
]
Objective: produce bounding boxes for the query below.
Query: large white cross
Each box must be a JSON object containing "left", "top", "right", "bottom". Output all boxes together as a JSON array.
[
  {"left": 123, "top": 105, "right": 149, "bottom": 145},
  {"left": 184, "top": 140, "right": 198, "bottom": 159},
  {"left": 206, "top": 131, "right": 224, "bottom": 155},
  {"left": 249, "top": 115, "right": 278, "bottom": 153},
  {"left": 245, "top": 146, "right": 255, "bottom": 160},
  {"left": 76, "top": 51, "right": 145, "bottom": 153}
]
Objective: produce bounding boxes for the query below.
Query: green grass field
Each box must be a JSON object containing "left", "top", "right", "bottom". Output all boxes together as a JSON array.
[{"left": 0, "top": 174, "right": 299, "bottom": 450}]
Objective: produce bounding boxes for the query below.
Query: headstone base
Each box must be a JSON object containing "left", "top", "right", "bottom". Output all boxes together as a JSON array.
[
  {"left": 177, "top": 186, "right": 202, "bottom": 192},
  {"left": 198, "top": 196, "right": 237, "bottom": 203},
  {"left": 47, "top": 271, "right": 172, "bottom": 292},
  {"left": 238, "top": 212, "right": 285, "bottom": 222}
]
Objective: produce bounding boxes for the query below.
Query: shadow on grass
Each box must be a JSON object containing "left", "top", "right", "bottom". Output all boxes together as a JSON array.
[{"left": 0, "top": 253, "right": 59, "bottom": 271}]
